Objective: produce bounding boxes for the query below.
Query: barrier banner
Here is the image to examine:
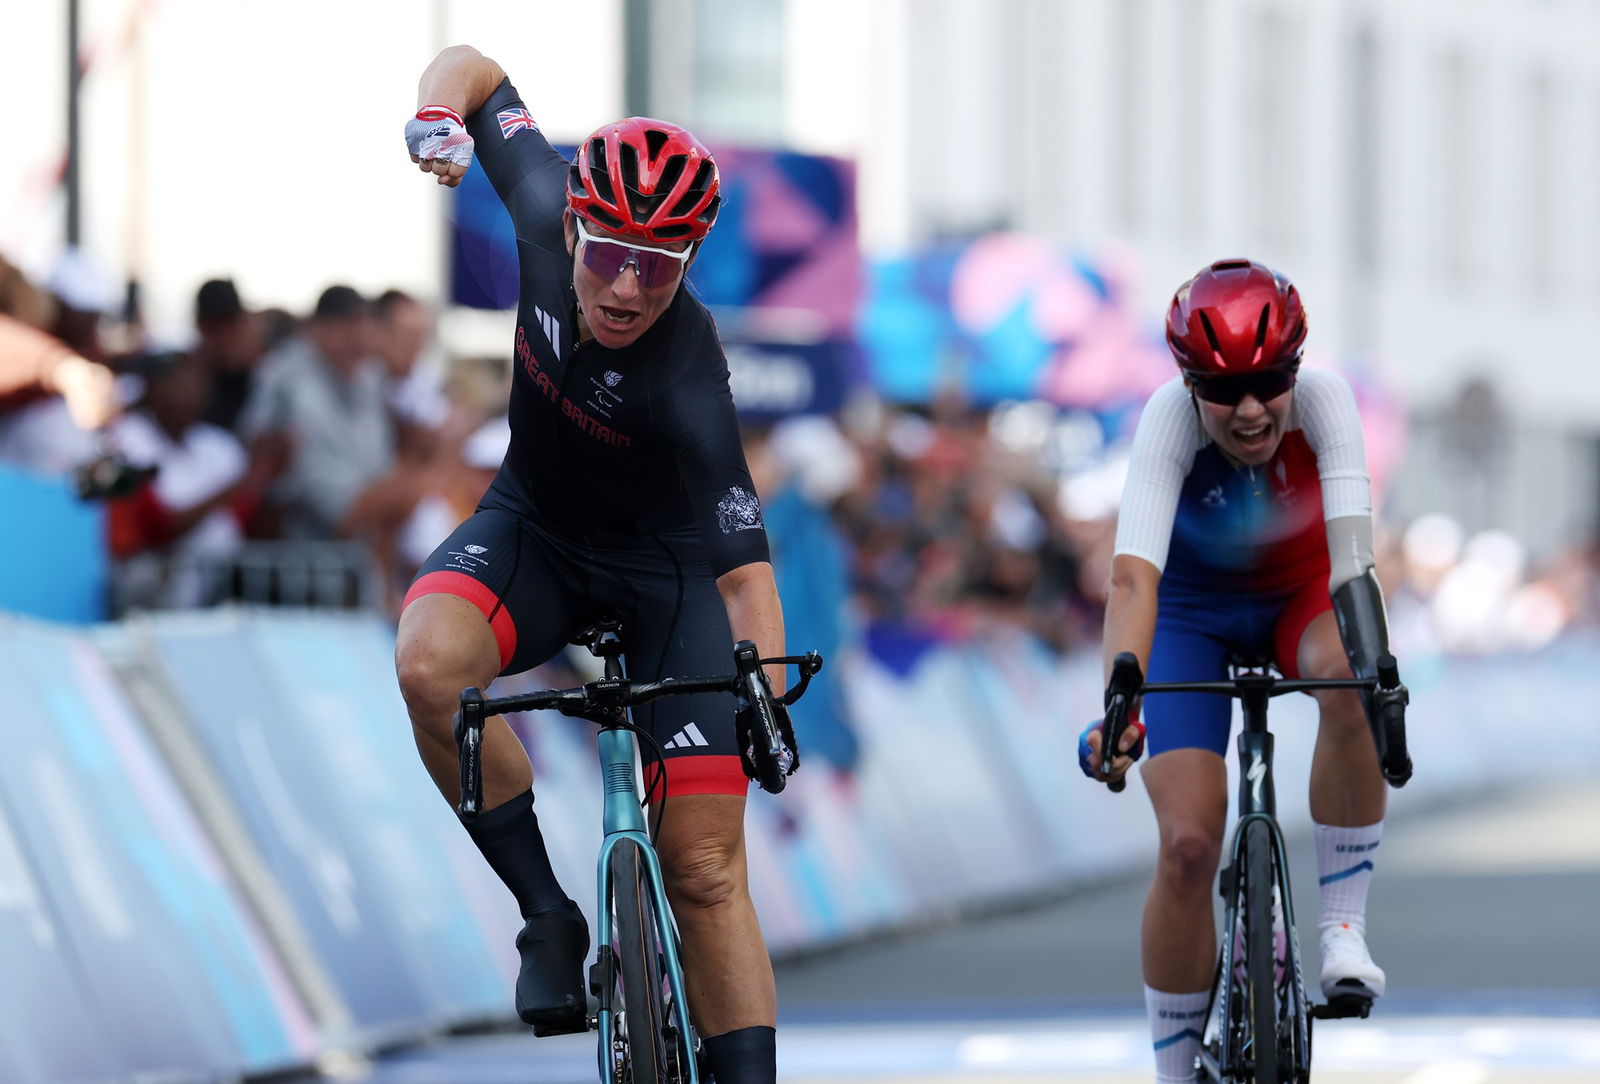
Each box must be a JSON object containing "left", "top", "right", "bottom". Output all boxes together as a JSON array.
[
  {"left": 0, "top": 616, "right": 316, "bottom": 1081},
  {"left": 144, "top": 611, "right": 516, "bottom": 1042}
]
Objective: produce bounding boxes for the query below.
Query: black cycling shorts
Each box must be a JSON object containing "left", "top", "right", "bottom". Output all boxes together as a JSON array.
[{"left": 404, "top": 508, "right": 747, "bottom": 797}]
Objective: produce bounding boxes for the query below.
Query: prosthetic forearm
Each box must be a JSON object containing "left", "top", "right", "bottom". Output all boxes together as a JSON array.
[{"left": 1332, "top": 567, "right": 1390, "bottom": 685}]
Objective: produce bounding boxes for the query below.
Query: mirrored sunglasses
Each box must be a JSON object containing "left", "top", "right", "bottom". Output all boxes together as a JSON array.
[
  {"left": 574, "top": 220, "right": 692, "bottom": 289},
  {"left": 1188, "top": 364, "right": 1300, "bottom": 406}
]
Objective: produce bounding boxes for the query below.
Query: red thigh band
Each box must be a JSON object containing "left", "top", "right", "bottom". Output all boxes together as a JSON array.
[
  {"left": 402, "top": 570, "right": 519, "bottom": 672},
  {"left": 643, "top": 755, "right": 749, "bottom": 800}
]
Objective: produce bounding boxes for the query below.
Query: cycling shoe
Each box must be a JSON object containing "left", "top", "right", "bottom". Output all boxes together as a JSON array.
[
  {"left": 1320, "top": 922, "right": 1386, "bottom": 1000},
  {"left": 515, "top": 903, "right": 590, "bottom": 1034}
]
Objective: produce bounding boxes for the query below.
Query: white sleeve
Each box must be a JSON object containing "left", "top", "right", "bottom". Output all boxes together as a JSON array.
[
  {"left": 1293, "top": 369, "right": 1371, "bottom": 522},
  {"left": 1113, "top": 378, "right": 1203, "bottom": 572}
]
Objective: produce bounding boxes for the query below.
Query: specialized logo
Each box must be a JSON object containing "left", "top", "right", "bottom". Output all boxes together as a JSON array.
[
  {"left": 716, "top": 486, "right": 764, "bottom": 534},
  {"left": 497, "top": 107, "right": 538, "bottom": 140},
  {"left": 464, "top": 544, "right": 488, "bottom": 555},
  {"left": 604, "top": 370, "right": 623, "bottom": 388},
  {"left": 662, "top": 723, "right": 710, "bottom": 750},
  {"left": 1247, "top": 759, "right": 1267, "bottom": 807}
]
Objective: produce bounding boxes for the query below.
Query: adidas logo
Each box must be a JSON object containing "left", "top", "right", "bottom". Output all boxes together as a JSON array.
[
  {"left": 532, "top": 304, "right": 562, "bottom": 360},
  {"left": 662, "top": 723, "right": 709, "bottom": 750}
]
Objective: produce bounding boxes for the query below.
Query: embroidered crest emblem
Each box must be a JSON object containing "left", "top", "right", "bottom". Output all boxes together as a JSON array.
[
  {"left": 716, "top": 486, "right": 764, "bottom": 534},
  {"left": 464, "top": 544, "right": 488, "bottom": 555},
  {"left": 604, "top": 370, "right": 623, "bottom": 388}
]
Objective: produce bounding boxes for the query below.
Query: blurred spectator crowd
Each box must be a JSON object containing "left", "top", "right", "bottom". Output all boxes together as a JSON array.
[
  {"left": 2, "top": 246, "right": 1596, "bottom": 657},
  {"left": 0, "top": 250, "right": 509, "bottom": 615}
]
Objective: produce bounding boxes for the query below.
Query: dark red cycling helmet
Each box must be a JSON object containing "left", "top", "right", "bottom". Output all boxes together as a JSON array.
[
  {"left": 1165, "top": 259, "right": 1307, "bottom": 375},
  {"left": 567, "top": 117, "right": 721, "bottom": 244}
]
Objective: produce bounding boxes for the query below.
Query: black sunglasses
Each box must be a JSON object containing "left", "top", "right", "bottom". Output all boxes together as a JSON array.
[{"left": 1187, "top": 363, "right": 1300, "bottom": 406}]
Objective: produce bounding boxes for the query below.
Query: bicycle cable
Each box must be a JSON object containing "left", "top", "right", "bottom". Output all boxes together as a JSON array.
[{"left": 643, "top": 536, "right": 687, "bottom": 845}]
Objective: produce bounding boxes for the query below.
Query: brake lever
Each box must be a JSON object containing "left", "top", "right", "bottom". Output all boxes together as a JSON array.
[
  {"left": 456, "top": 686, "right": 487, "bottom": 821},
  {"left": 1374, "top": 653, "right": 1413, "bottom": 788},
  {"left": 1099, "top": 652, "right": 1144, "bottom": 793},
  {"left": 736, "top": 641, "right": 788, "bottom": 793},
  {"left": 1101, "top": 694, "right": 1130, "bottom": 793}
]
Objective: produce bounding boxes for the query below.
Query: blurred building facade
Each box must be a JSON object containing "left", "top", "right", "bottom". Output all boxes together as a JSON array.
[
  {"left": 8, "top": 0, "right": 1597, "bottom": 556},
  {"left": 637, "top": 0, "right": 1600, "bottom": 556}
]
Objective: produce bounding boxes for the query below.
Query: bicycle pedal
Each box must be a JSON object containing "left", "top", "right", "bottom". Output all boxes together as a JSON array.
[
  {"left": 530, "top": 1007, "right": 591, "bottom": 1037},
  {"left": 1311, "top": 994, "right": 1373, "bottom": 1020}
]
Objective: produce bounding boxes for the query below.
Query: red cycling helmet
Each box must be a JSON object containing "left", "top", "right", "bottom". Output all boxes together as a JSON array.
[
  {"left": 567, "top": 117, "right": 721, "bottom": 244},
  {"left": 1165, "top": 259, "right": 1307, "bottom": 375}
]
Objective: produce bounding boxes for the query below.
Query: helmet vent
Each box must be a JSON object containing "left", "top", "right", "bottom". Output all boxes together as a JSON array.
[
  {"left": 1254, "top": 304, "right": 1272, "bottom": 350},
  {"left": 654, "top": 155, "right": 687, "bottom": 199},
  {"left": 1212, "top": 258, "right": 1252, "bottom": 271},
  {"left": 1197, "top": 310, "right": 1224, "bottom": 359},
  {"left": 667, "top": 160, "right": 715, "bottom": 218},
  {"left": 587, "top": 139, "right": 617, "bottom": 206},
  {"left": 644, "top": 128, "right": 671, "bottom": 159}
]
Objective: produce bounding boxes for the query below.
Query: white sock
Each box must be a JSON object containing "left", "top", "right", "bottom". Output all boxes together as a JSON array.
[
  {"left": 1145, "top": 985, "right": 1209, "bottom": 1083},
  {"left": 1314, "top": 820, "right": 1383, "bottom": 936}
]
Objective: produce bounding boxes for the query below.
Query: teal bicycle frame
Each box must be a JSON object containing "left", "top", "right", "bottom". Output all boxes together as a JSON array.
[
  {"left": 458, "top": 625, "right": 821, "bottom": 1083},
  {"left": 592, "top": 721, "right": 699, "bottom": 1082}
]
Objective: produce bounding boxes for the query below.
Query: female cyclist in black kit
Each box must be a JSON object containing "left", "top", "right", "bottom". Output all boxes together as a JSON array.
[{"left": 399, "top": 45, "right": 786, "bottom": 1083}]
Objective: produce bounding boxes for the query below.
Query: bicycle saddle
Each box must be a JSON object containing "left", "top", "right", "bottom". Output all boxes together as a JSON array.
[{"left": 570, "top": 616, "right": 624, "bottom": 653}]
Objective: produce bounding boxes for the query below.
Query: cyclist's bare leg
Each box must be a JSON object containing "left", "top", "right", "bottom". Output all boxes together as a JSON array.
[
  {"left": 396, "top": 592, "right": 532, "bottom": 808},
  {"left": 651, "top": 793, "right": 774, "bottom": 1036},
  {"left": 1297, "top": 611, "right": 1385, "bottom": 826},
  {"left": 1140, "top": 749, "right": 1230, "bottom": 992}
]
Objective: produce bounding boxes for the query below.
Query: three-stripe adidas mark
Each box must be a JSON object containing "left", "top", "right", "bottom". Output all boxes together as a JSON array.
[
  {"left": 532, "top": 304, "right": 562, "bottom": 360},
  {"left": 662, "top": 723, "right": 709, "bottom": 750}
]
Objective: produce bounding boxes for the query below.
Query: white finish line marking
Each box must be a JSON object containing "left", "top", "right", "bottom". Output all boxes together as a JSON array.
[
  {"left": 776, "top": 1016, "right": 1600, "bottom": 1077},
  {"left": 1402, "top": 1063, "right": 1491, "bottom": 1084}
]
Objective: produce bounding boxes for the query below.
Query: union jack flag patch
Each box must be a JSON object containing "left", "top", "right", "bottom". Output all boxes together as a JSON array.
[{"left": 497, "top": 107, "right": 538, "bottom": 139}]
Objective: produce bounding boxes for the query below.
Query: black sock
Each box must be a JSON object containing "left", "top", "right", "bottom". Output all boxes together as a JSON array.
[
  {"left": 704, "top": 1025, "right": 776, "bottom": 1084},
  {"left": 461, "top": 789, "right": 570, "bottom": 918}
]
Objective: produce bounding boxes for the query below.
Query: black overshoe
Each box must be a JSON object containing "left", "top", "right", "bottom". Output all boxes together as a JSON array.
[{"left": 514, "top": 903, "right": 590, "bottom": 1035}]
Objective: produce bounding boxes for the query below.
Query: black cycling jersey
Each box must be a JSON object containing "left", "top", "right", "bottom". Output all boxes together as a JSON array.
[{"left": 463, "top": 79, "right": 769, "bottom": 578}]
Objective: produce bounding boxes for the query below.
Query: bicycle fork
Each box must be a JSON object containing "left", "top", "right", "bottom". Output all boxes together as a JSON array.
[
  {"left": 592, "top": 724, "right": 700, "bottom": 1084},
  {"left": 1200, "top": 692, "right": 1311, "bottom": 1081}
]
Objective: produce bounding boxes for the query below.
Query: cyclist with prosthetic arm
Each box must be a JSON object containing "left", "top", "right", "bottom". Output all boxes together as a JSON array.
[
  {"left": 398, "top": 46, "right": 788, "bottom": 1084},
  {"left": 1079, "top": 260, "right": 1398, "bottom": 1084}
]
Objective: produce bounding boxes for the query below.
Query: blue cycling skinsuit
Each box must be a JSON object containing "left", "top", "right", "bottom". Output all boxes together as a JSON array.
[{"left": 1113, "top": 369, "right": 1372, "bottom": 754}]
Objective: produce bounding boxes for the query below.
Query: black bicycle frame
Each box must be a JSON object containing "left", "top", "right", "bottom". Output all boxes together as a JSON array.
[{"left": 1135, "top": 661, "right": 1405, "bottom": 1082}]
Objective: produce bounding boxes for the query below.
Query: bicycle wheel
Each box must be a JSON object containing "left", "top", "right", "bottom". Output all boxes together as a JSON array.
[
  {"left": 610, "top": 840, "right": 670, "bottom": 1082},
  {"left": 1243, "top": 819, "right": 1280, "bottom": 1084}
]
